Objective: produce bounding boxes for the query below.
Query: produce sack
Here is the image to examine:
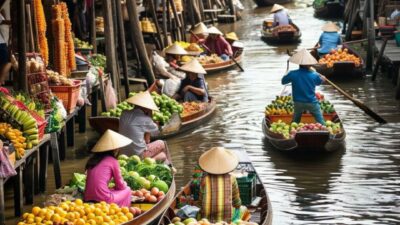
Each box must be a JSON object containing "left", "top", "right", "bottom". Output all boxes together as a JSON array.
[
  {"left": 104, "top": 80, "right": 117, "bottom": 111},
  {"left": 0, "top": 145, "right": 17, "bottom": 179},
  {"left": 161, "top": 77, "right": 181, "bottom": 97}
]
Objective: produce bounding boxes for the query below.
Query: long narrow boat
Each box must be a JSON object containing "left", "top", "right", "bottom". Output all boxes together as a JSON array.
[
  {"left": 261, "top": 20, "right": 301, "bottom": 44},
  {"left": 313, "top": 1, "right": 344, "bottom": 18},
  {"left": 203, "top": 52, "right": 243, "bottom": 73},
  {"left": 157, "top": 148, "right": 273, "bottom": 225},
  {"left": 262, "top": 114, "right": 346, "bottom": 152},
  {"left": 253, "top": 0, "right": 292, "bottom": 7}
]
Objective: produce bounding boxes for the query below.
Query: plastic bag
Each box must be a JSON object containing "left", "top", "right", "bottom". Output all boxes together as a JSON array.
[
  {"left": 56, "top": 98, "right": 67, "bottom": 120},
  {"left": 0, "top": 144, "right": 17, "bottom": 179},
  {"left": 161, "top": 78, "right": 181, "bottom": 97},
  {"left": 104, "top": 80, "right": 117, "bottom": 111},
  {"left": 176, "top": 205, "right": 200, "bottom": 220}
]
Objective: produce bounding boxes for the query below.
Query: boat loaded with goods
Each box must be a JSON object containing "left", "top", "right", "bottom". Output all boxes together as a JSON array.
[
  {"left": 262, "top": 93, "right": 346, "bottom": 151},
  {"left": 261, "top": 20, "right": 301, "bottom": 44}
]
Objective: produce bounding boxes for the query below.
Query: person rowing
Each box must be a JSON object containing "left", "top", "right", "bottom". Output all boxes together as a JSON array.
[
  {"left": 204, "top": 26, "right": 233, "bottom": 61},
  {"left": 317, "top": 22, "right": 342, "bottom": 58},
  {"left": 190, "top": 22, "right": 208, "bottom": 44}
]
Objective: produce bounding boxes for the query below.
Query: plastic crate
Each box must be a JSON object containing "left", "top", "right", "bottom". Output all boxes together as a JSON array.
[
  {"left": 50, "top": 80, "right": 81, "bottom": 113},
  {"left": 237, "top": 172, "right": 256, "bottom": 205}
]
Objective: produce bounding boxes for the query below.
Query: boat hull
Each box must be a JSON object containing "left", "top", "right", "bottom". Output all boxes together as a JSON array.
[
  {"left": 262, "top": 23, "right": 301, "bottom": 44},
  {"left": 203, "top": 55, "right": 242, "bottom": 73},
  {"left": 254, "top": 0, "right": 292, "bottom": 7}
]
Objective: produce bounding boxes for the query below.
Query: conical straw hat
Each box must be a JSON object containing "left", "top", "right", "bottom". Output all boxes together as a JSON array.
[
  {"left": 165, "top": 43, "right": 188, "bottom": 55},
  {"left": 270, "top": 4, "right": 285, "bottom": 13},
  {"left": 321, "top": 22, "right": 339, "bottom": 32},
  {"left": 289, "top": 48, "right": 318, "bottom": 65},
  {"left": 92, "top": 130, "right": 132, "bottom": 152},
  {"left": 199, "top": 147, "right": 239, "bottom": 174},
  {"left": 179, "top": 58, "right": 207, "bottom": 74},
  {"left": 207, "top": 26, "right": 223, "bottom": 35},
  {"left": 225, "top": 32, "right": 239, "bottom": 41},
  {"left": 192, "top": 22, "right": 208, "bottom": 34},
  {"left": 126, "top": 91, "right": 159, "bottom": 111}
]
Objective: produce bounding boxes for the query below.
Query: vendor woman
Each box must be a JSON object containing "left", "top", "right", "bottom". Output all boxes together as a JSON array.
[
  {"left": 119, "top": 91, "right": 167, "bottom": 161},
  {"left": 270, "top": 4, "right": 290, "bottom": 27},
  {"left": 317, "top": 22, "right": 341, "bottom": 57},
  {"left": 204, "top": 26, "right": 233, "bottom": 61},
  {"left": 84, "top": 130, "right": 133, "bottom": 207},
  {"left": 281, "top": 49, "right": 326, "bottom": 124},
  {"left": 190, "top": 22, "right": 208, "bottom": 44},
  {"left": 174, "top": 59, "right": 208, "bottom": 102}
]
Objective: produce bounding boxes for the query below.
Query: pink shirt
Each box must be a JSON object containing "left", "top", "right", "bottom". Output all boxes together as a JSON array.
[
  {"left": 84, "top": 156, "right": 132, "bottom": 207},
  {"left": 204, "top": 36, "right": 233, "bottom": 56}
]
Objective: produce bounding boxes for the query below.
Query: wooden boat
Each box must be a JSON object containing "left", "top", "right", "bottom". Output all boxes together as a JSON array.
[
  {"left": 253, "top": 0, "right": 292, "bottom": 7},
  {"left": 125, "top": 142, "right": 176, "bottom": 225},
  {"left": 203, "top": 51, "right": 243, "bottom": 73},
  {"left": 311, "top": 44, "right": 364, "bottom": 78},
  {"left": 313, "top": 1, "right": 344, "bottom": 18},
  {"left": 262, "top": 114, "right": 346, "bottom": 152},
  {"left": 261, "top": 21, "right": 301, "bottom": 44},
  {"left": 157, "top": 148, "right": 273, "bottom": 225}
]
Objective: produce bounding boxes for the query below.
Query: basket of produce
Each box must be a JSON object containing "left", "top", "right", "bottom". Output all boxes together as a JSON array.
[
  {"left": 74, "top": 37, "right": 93, "bottom": 54},
  {"left": 50, "top": 80, "right": 81, "bottom": 113},
  {"left": 318, "top": 48, "right": 361, "bottom": 69},
  {"left": 180, "top": 102, "right": 207, "bottom": 122}
]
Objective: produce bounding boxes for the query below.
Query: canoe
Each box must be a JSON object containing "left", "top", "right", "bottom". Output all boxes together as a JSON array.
[
  {"left": 261, "top": 22, "right": 301, "bottom": 44},
  {"left": 125, "top": 142, "right": 176, "bottom": 225},
  {"left": 203, "top": 52, "right": 243, "bottom": 73},
  {"left": 157, "top": 148, "right": 273, "bottom": 225},
  {"left": 253, "top": 0, "right": 292, "bottom": 7},
  {"left": 313, "top": 1, "right": 344, "bottom": 18},
  {"left": 311, "top": 44, "right": 364, "bottom": 78},
  {"left": 262, "top": 114, "right": 346, "bottom": 152}
]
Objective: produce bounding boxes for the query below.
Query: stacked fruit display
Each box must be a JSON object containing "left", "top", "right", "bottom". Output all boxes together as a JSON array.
[
  {"left": 47, "top": 69, "right": 74, "bottom": 86},
  {"left": 73, "top": 37, "right": 93, "bottom": 49},
  {"left": 149, "top": 92, "right": 183, "bottom": 125},
  {"left": 318, "top": 48, "right": 361, "bottom": 68},
  {"left": 180, "top": 102, "right": 207, "bottom": 118},
  {"left": 269, "top": 120, "right": 342, "bottom": 139},
  {"left": 132, "top": 187, "right": 166, "bottom": 203},
  {"left": 100, "top": 101, "right": 134, "bottom": 117},
  {"left": 96, "top": 17, "right": 104, "bottom": 33},
  {"left": 0, "top": 123, "right": 26, "bottom": 158},
  {"left": 14, "top": 93, "right": 45, "bottom": 119},
  {"left": 174, "top": 41, "right": 203, "bottom": 52},
  {"left": 168, "top": 217, "right": 258, "bottom": 225},
  {"left": 140, "top": 18, "right": 156, "bottom": 33},
  {"left": 18, "top": 199, "right": 134, "bottom": 225},
  {"left": 198, "top": 54, "right": 224, "bottom": 65}
]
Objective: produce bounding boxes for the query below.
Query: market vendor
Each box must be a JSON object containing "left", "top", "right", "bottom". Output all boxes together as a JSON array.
[
  {"left": 84, "top": 130, "right": 133, "bottom": 207},
  {"left": 174, "top": 59, "right": 208, "bottom": 102},
  {"left": 204, "top": 26, "right": 233, "bottom": 61},
  {"left": 225, "top": 32, "right": 241, "bottom": 56},
  {"left": 119, "top": 91, "right": 167, "bottom": 161},
  {"left": 270, "top": 4, "right": 290, "bottom": 27},
  {"left": 197, "top": 147, "right": 249, "bottom": 223},
  {"left": 190, "top": 22, "right": 208, "bottom": 44},
  {"left": 281, "top": 48, "right": 326, "bottom": 125},
  {"left": 317, "top": 22, "right": 342, "bottom": 57}
]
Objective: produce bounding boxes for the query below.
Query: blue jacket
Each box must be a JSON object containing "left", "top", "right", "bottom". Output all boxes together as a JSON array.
[
  {"left": 317, "top": 32, "right": 341, "bottom": 55},
  {"left": 282, "top": 68, "right": 323, "bottom": 103}
]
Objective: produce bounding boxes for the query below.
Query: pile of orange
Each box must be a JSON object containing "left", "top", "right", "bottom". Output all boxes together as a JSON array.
[{"left": 318, "top": 48, "right": 361, "bottom": 68}]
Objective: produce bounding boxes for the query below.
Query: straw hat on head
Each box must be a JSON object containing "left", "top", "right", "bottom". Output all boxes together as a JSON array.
[
  {"left": 126, "top": 91, "right": 159, "bottom": 111},
  {"left": 270, "top": 4, "right": 285, "bottom": 13},
  {"left": 322, "top": 22, "right": 339, "bottom": 32},
  {"left": 165, "top": 43, "right": 188, "bottom": 55},
  {"left": 192, "top": 22, "right": 208, "bottom": 34},
  {"left": 289, "top": 48, "right": 318, "bottom": 65},
  {"left": 92, "top": 130, "right": 132, "bottom": 153},
  {"left": 225, "top": 32, "right": 239, "bottom": 41},
  {"left": 179, "top": 58, "right": 207, "bottom": 74},
  {"left": 207, "top": 26, "right": 223, "bottom": 35},
  {"left": 199, "top": 147, "right": 239, "bottom": 175}
]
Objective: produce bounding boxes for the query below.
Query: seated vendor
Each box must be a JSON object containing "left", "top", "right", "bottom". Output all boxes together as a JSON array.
[
  {"left": 204, "top": 26, "right": 233, "bottom": 61},
  {"left": 270, "top": 4, "right": 290, "bottom": 26},
  {"left": 84, "top": 130, "right": 133, "bottom": 207},
  {"left": 190, "top": 22, "right": 208, "bottom": 44},
  {"left": 197, "top": 147, "right": 249, "bottom": 223},
  {"left": 225, "top": 32, "right": 241, "bottom": 56},
  {"left": 174, "top": 59, "right": 208, "bottom": 102},
  {"left": 119, "top": 91, "right": 167, "bottom": 161},
  {"left": 317, "top": 22, "right": 341, "bottom": 57}
]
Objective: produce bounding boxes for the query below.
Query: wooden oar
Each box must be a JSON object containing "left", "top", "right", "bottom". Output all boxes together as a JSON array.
[{"left": 190, "top": 31, "right": 244, "bottom": 72}]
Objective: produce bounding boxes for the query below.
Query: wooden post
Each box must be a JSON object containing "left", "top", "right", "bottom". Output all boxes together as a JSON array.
[
  {"left": 162, "top": 0, "right": 169, "bottom": 46},
  {"left": 126, "top": 0, "right": 155, "bottom": 85},
  {"left": 102, "top": 0, "right": 120, "bottom": 100},
  {"left": 198, "top": 0, "right": 205, "bottom": 22},
  {"left": 166, "top": 0, "right": 173, "bottom": 42},
  {"left": 366, "top": 0, "right": 375, "bottom": 71},
  {"left": 228, "top": 0, "right": 236, "bottom": 18},
  {"left": 17, "top": 0, "right": 27, "bottom": 92},
  {"left": 115, "top": 0, "right": 130, "bottom": 98},
  {"left": 186, "top": 0, "right": 195, "bottom": 27},
  {"left": 90, "top": 2, "right": 97, "bottom": 53},
  {"left": 169, "top": 0, "right": 182, "bottom": 41},
  {"left": 371, "top": 38, "right": 387, "bottom": 81},
  {"left": 149, "top": 0, "right": 164, "bottom": 49}
]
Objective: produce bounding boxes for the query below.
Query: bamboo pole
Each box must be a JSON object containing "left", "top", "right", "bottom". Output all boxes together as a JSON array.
[
  {"left": 17, "top": 0, "right": 27, "bottom": 92},
  {"left": 115, "top": 0, "right": 130, "bottom": 98},
  {"left": 162, "top": 0, "right": 169, "bottom": 46},
  {"left": 90, "top": 2, "right": 97, "bottom": 53},
  {"left": 169, "top": 0, "right": 181, "bottom": 41},
  {"left": 149, "top": 0, "right": 164, "bottom": 49}
]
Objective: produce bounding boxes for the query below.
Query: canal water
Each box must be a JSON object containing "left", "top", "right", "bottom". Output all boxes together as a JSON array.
[{"left": 4, "top": 0, "right": 400, "bottom": 224}]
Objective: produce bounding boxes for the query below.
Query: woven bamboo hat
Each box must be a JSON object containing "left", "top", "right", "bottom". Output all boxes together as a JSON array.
[
  {"left": 92, "top": 130, "right": 132, "bottom": 152},
  {"left": 322, "top": 22, "right": 339, "bottom": 32},
  {"left": 199, "top": 147, "right": 239, "bottom": 175},
  {"left": 225, "top": 32, "right": 239, "bottom": 41},
  {"left": 207, "top": 26, "right": 223, "bottom": 35},
  {"left": 165, "top": 43, "right": 188, "bottom": 55},
  {"left": 289, "top": 48, "right": 318, "bottom": 65},
  {"left": 192, "top": 22, "right": 208, "bottom": 34},
  {"left": 270, "top": 4, "right": 285, "bottom": 13},
  {"left": 179, "top": 58, "right": 207, "bottom": 74},
  {"left": 126, "top": 91, "right": 159, "bottom": 111}
]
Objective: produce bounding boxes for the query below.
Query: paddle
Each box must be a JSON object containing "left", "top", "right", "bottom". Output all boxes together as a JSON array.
[{"left": 190, "top": 31, "right": 245, "bottom": 72}]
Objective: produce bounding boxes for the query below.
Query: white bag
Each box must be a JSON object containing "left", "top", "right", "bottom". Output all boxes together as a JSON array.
[{"left": 104, "top": 80, "right": 117, "bottom": 110}]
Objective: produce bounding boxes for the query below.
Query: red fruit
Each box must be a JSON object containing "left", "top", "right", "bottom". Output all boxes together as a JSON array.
[
  {"left": 134, "top": 207, "right": 142, "bottom": 215},
  {"left": 151, "top": 187, "right": 159, "bottom": 196},
  {"left": 148, "top": 195, "right": 157, "bottom": 203},
  {"left": 144, "top": 193, "right": 151, "bottom": 200},
  {"left": 157, "top": 195, "right": 164, "bottom": 202},
  {"left": 129, "top": 207, "right": 137, "bottom": 215},
  {"left": 157, "top": 191, "right": 165, "bottom": 197}
]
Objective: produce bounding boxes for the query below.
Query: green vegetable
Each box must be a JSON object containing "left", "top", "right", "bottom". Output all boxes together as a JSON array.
[
  {"left": 151, "top": 180, "right": 169, "bottom": 193},
  {"left": 69, "top": 173, "right": 86, "bottom": 190}
]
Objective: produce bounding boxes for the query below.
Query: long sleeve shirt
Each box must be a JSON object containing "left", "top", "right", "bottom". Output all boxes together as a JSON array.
[
  {"left": 204, "top": 36, "right": 233, "bottom": 56},
  {"left": 282, "top": 68, "right": 323, "bottom": 103},
  {"left": 317, "top": 32, "right": 342, "bottom": 55},
  {"left": 273, "top": 10, "right": 290, "bottom": 26}
]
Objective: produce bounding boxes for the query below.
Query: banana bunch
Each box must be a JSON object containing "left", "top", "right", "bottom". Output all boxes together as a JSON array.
[
  {"left": 15, "top": 93, "right": 45, "bottom": 119},
  {"left": 265, "top": 105, "right": 294, "bottom": 115},
  {"left": 0, "top": 97, "right": 39, "bottom": 148}
]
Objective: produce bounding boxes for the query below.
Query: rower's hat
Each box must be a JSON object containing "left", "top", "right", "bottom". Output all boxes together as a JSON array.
[
  {"left": 322, "top": 22, "right": 340, "bottom": 32},
  {"left": 289, "top": 48, "right": 318, "bottom": 65},
  {"left": 179, "top": 58, "right": 207, "bottom": 74},
  {"left": 126, "top": 91, "right": 159, "bottom": 111},
  {"left": 270, "top": 4, "right": 285, "bottom": 13},
  {"left": 225, "top": 32, "right": 239, "bottom": 41},
  {"left": 192, "top": 22, "right": 208, "bottom": 34},
  {"left": 207, "top": 26, "right": 223, "bottom": 35},
  {"left": 92, "top": 130, "right": 132, "bottom": 153},
  {"left": 199, "top": 147, "right": 239, "bottom": 175},
  {"left": 165, "top": 43, "right": 188, "bottom": 55}
]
